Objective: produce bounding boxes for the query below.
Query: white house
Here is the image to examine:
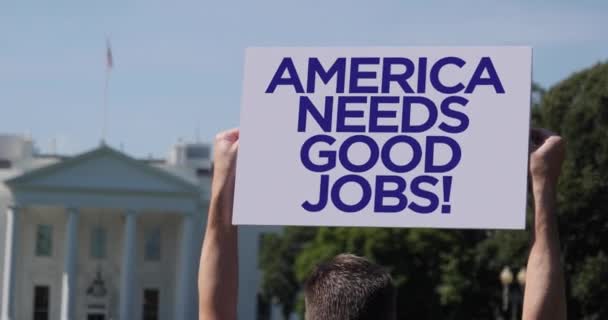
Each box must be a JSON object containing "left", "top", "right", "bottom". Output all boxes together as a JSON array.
[{"left": 0, "top": 134, "right": 269, "bottom": 320}]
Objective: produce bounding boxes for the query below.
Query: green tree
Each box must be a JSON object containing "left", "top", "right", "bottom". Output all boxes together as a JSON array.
[{"left": 259, "top": 227, "right": 317, "bottom": 319}]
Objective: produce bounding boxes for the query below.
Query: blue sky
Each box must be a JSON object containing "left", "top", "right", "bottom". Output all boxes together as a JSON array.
[{"left": 1, "top": 0, "right": 606, "bottom": 157}]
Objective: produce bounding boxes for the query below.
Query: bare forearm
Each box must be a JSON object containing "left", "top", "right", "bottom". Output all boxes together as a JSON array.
[
  {"left": 523, "top": 184, "right": 566, "bottom": 320},
  {"left": 199, "top": 195, "right": 238, "bottom": 320}
]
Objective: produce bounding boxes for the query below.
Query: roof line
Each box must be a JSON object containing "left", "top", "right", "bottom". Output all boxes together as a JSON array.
[{"left": 6, "top": 144, "right": 200, "bottom": 193}]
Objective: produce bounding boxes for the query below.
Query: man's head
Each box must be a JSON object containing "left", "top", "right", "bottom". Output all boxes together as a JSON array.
[{"left": 304, "top": 254, "right": 396, "bottom": 320}]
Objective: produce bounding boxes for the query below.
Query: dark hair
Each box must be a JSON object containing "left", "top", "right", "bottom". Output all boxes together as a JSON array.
[{"left": 304, "top": 254, "right": 396, "bottom": 320}]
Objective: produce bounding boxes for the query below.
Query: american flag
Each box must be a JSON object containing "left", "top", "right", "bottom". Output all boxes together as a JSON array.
[{"left": 106, "top": 39, "right": 113, "bottom": 69}]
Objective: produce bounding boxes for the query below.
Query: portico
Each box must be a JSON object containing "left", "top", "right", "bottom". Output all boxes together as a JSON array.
[{"left": 1, "top": 145, "right": 205, "bottom": 320}]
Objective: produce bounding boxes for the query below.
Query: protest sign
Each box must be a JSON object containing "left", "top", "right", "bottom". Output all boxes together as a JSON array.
[{"left": 233, "top": 47, "right": 532, "bottom": 229}]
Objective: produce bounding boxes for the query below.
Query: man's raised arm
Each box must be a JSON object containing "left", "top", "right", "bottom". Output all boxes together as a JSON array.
[
  {"left": 199, "top": 128, "right": 240, "bottom": 320},
  {"left": 523, "top": 128, "right": 567, "bottom": 320}
]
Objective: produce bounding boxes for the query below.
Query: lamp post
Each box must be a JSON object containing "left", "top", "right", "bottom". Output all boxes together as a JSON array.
[
  {"left": 500, "top": 266, "right": 514, "bottom": 313},
  {"left": 499, "top": 266, "right": 526, "bottom": 320},
  {"left": 517, "top": 267, "right": 526, "bottom": 287}
]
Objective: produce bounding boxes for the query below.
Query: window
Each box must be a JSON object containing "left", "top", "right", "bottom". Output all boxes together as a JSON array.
[
  {"left": 33, "top": 285, "right": 50, "bottom": 320},
  {"left": 35, "top": 225, "right": 53, "bottom": 257},
  {"left": 144, "top": 228, "right": 161, "bottom": 261},
  {"left": 142, "top": 289, "right": 159, "bottom": 320},
  {"left": 90, "top": 226, "right": 107, "bottom": 259},
  {"left": 196, "top": 167, "right": 210, "bottom": 177},
  {"left": 0, "top": 159, "right": 11, "bottom": 169},
  {"left": 186, "top": 145, "right": 209, "bottom": 159}
]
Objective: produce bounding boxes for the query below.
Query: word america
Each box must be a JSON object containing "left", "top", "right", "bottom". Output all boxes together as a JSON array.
[{"left": 266, "top": 56, "right": 505, "bottom": 95}]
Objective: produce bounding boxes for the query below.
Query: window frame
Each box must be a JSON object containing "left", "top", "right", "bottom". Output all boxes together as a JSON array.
[
  {"left": 144, "top": 227, "right": 162, "bottom": 262},
  {"left": 34, "top": 224, "right": 53, "bottom": 257},
  {"left": 32, "top": 285, "right": 50, "bottom": 320},
  {"left": 90, "top": 226, "right": 107, "bottom": 260},
  {"left": 142, "top": 288, "right": 160, "bottom": 320}
]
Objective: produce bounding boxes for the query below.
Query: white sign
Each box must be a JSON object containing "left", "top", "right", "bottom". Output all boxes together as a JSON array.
[{"left": 234, "top": 47, "right": 531, "bottom": 229}]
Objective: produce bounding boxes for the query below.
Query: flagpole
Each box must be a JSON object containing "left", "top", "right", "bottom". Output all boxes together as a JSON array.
[
  {"left": 102, "top": 67, "right": 110, "bottom": 144},
  {"left": 102, "top": 38, "right": 113, "bottom": 145}
]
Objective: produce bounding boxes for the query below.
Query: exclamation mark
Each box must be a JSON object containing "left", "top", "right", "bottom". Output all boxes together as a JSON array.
[{"left": 441, "top": 176, "right": 452, "bottom": 214}]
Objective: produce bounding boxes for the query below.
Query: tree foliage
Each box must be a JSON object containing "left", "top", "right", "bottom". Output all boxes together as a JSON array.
[
  {"left": 260, "top": 62, "right": 608, "bottom": 319},
  {"left": 259, "top": 227, "right": 317, "bottom": 319}
]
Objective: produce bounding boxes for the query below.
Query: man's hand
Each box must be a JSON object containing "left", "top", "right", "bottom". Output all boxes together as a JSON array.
[
  {"left": 529, "top": 128, "right": 565, "bottom": 194},
  {"left": 211, "top": 128, "right": 239, "bottom": 195},
  {"left": 199, "top": 128, "right": 240, "bottom": 320},
  {"left": 209, "top": 128, "right": 240, "bottom": 227},
  {"left": 522, "top": 128, "right": 567, "bottom": 320}
]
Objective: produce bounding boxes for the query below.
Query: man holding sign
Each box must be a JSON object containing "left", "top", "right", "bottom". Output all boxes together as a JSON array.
[
  {"left": 198, "top": 127, "right": 566, "bottom": 320},
  {"left": 198, "top": 48, "right": 566, "bottom": 319}
]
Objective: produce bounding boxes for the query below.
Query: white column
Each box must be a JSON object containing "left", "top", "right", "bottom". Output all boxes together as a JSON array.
[
  {"left": 60, "top": 208, "right": 79, "bottom": 320},
  {"left": 174, "top": 214, "right": 196, "bottom": 320},
  {"left": 119, "top": 210, "right": 137, "bottom": 320},
  {"left": 1, "top": 206, "right": 19, "bottom": 320}
]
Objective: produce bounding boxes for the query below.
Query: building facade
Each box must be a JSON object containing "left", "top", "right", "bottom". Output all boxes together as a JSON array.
[{"left": 0, "top": 135, "right": 266, "bottom": 320}]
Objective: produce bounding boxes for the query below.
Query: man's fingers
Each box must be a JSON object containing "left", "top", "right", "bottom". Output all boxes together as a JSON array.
[{"left": 216, "top": 128, "right": 240, "bottom": 143}]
